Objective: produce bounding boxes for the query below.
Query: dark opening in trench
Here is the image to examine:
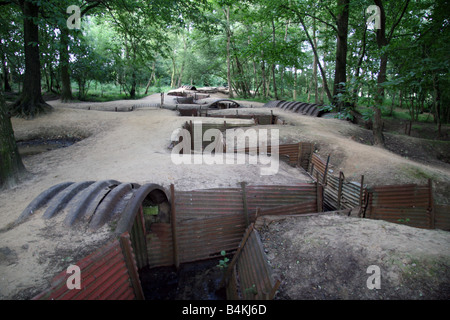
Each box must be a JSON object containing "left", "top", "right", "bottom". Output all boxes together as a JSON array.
[{"left": 138, "top": 258, "right": 227, "bottom": 300}]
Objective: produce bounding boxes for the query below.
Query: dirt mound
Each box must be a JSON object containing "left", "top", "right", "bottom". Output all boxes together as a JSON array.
[{"left": 258, "top": 214, "right": 450, "bottom": 300}]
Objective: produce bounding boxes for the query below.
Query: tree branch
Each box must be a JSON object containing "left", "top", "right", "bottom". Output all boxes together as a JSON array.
[{"left": 388, "top": 0, "right": 411, "bottom": 42}]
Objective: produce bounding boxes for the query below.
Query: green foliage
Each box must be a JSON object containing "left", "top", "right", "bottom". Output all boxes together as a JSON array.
[{"left": 216, "top": 250, "right": 230, "bottom": 271}]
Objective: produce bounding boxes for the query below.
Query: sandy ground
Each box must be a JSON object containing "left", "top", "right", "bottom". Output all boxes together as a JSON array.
[{"left": 0, "top": 93, "right": 449, "bottom": 299}]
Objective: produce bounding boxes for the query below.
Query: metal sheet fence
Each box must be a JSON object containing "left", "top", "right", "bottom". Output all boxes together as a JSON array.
[
  {"left": 306, "top": 152, "right": 449, "bottom": 230},
  {"left": 145, "top": 183, "right": 319, "bottom": 269},
  {"left": 32, "top": 232, "right": 143, "bottom": 300},
  {"left": 224, "top": 224, "right": 280, "bottom": 300},
  {"left": 364, "top": 183, "right": 437, "bottom": 229},
  {"left": 435, "top": 205, "right": 450, "bottom": 231}
]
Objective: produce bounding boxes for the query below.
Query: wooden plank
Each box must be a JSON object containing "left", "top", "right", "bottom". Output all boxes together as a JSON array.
[{"left": 170, "top": 184, "right": 180, "bottom": 269}]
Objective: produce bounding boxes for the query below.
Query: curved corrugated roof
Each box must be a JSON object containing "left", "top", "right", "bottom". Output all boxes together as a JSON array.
[
  {"left": 262, "top": 100, "right": 326, "bottom": 117},
  {"left": 15, "top": 180, "right": 169, "bottom": 234}
]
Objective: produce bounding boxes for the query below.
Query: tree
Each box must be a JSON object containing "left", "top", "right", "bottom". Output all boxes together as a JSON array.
[
  {"left": 371, "top": 0, "right": 410, "bottom": 146},
  {"left": 0, "top": 91, "right": 25, "bottom": 189},
  {"left": 8, "top": 0, "right": 52, "bottom": 118},
  {"left": 332, "top": 0, "right": 349, "bottom": 110}
]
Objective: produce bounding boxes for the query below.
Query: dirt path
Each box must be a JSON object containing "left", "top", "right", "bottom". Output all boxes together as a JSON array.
[{"left": 0, "top": 93, "right": 449, "bottom": 299}]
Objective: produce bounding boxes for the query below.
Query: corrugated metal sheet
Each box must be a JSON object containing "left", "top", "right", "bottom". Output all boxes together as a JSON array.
[
  {"left": 225, "top": 225, "right": 280, "bottom": 300},
  {"left": 32, "top": 233, "right": 142, "bottom": 300},
  {"left": 309, "top": 153, "right": 328, "bottom": 183},
  {"left": 364, "top": 183, "right": 434, "bottom": 229},
  {"left": 145, "top": 184, "right": 319, "bottom": 269},
  {"left": 246, "top": 184, "right": 318, "bottom": 219},
  {"left": 263, "top": 100, "right": 325, "bottom": 117},
  {"left": 434, "top": 204, "right": 450, "bottom": 231},
  {"left": 130, "top": 207, "right": 148, "bottom": 269},
  {"left": 146, "top": 223, "right": 174, "bottom": 268},
  {"left": 324, "top": 175, "right": 365, "bottom": 211},
  {"left": 256, "top": 201, "right": 318, "bottom": 217}
]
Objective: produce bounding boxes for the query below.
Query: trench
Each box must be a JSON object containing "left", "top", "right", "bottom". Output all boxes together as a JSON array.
[
  {"left": 138, "top": 258, "right": 227, "bottom": 300},
  {"left": 136, "top": 192, "right": 229, "bottom": 300},
  {"left": 17, "top": 137, "right": 82, "bottom": 157}
]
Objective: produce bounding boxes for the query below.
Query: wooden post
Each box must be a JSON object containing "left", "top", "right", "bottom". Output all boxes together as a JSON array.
[
  {"left": 317, "top": 183, "right": 323, "bottom": 212},
  {"left": 241, "top": 182, "right": 250, "bottom": 227},
  {"left": 322, "top": 155, "right": 330, "bottom": 185},
  {"left": 170, "top": 184, "right": 180, "bottom": 269},
  {"left": 428, "top": 179, "right": 435, "bottom": 229},
  {"left": 358, "top": 175, "right": 365, "bottom": 217},
  {"left": 337, "top": 171, "right": 344, "bottom": 210}
]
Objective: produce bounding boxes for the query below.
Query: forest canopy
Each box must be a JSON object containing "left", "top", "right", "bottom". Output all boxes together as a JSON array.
[{"left": 0, "top": 0, "right": 449, "bottom": 138}]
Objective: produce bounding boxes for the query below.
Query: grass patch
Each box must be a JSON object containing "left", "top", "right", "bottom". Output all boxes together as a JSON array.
[{"left": 400, "top": 164, "right": 437, "bottom": 181}]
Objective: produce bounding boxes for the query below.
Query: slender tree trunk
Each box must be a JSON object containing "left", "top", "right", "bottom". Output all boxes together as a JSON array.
[
  {"left": 130, "top": 71, "right": 136, "bottom": 98},
  {"left": 293, "top": 67, "right": 298, "bottom": 101},
  {"left": 144, "top": 61, "right": 156, "bottom": 95},
  {"left": 11, "top": 0, "right": 52, "bottom": 118},
  {"left": 2, "top": 54, "right": 12, "bottom": 92},
  {"left": 432, "top": 73, "right": 442, "bottom": 138},
  {"left": 0, "top": 92, "right": 25, "bottom": 189},
  {"left": 312, "top": 18, "right": 319, "bottom": 104},
  {"left": 271, "top": 19, "right": 278, "bottom": 100},
  {"left": 296, "top": 11, "right": 333, "bottom": 103},
  {"left": 333, "top": 0, "right": 350, "bottom": 111},
  {"left": 224, "top": 6, "right": 233, "bottom": 98},
  {"left": 170, "top": 56, "right": 176, "bottom": 88},
  {"left": 60, "top": 27, "right": 73, "bottom": 102},
  {"left": 373, "top": 0, "right": 388, "bottom": 146}
]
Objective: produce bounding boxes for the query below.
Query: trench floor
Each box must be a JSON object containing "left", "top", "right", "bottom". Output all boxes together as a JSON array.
[{"left": 139, "top": 258, "right": 227, "bottom": 300}]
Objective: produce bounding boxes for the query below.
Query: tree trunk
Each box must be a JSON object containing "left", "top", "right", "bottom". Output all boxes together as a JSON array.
[
  {"left": 271, "top": 19, "right": 278, "bottom": 100},
  {"left": 297, "top": 11, "right": 333, "bottom": 103},
  {"left": 293, "top": 68, "right": 298, "bottom": 101},
  {"left": 130, "top": 71, "right": 136, "bottom": 99},
  {"left": 373, "top": 0, "right": 388, "bottom": 146},
  {"left": 224, "top": 6, "right": 233, "bottom": 98},
  {"left": 2, "top": 54, "right": 12, "bottom": 92},
  {"left": 60, "top": 27, "right": 73, "bottom": 102},
  {"left": 144, "top": 61, "right": 156, "bottom": 95},
  {"left": 312, "top": 17, "right": 319, "bottom": 104},
  {"left": 11, "top": 0, "right": 52, "bottom": 118},
  {"left": 432, "top": 73, "right": 442, "bottom": 138},
  {"left": 333, "top": 0, "right": 350, "bottom": 111},
  {"left": 0, "top": 92, "right": 25, "bottom": 189}
]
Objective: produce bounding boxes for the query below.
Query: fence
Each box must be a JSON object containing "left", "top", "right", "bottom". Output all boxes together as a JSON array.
[
  {"left": 307, "top": 152, "right": 449, "bottom": 231},
  {"left": 146, "top": 183, "right": 319, "bottom": 269},
  {"left": 364, "top": 182, "right": 436, "bottom": 229},
  {"left": 179, "top": 109, "right": 285, "bottom": 125},
  {"left": 223, "top": 224, "right": 280, "bottom": 300},
  {"left": 33, "top": 232, "right": 144, "bottom": 300}
]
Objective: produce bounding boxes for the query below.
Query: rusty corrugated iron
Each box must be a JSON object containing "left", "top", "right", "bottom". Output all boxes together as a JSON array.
[
  {"left": 434, "top": 204, "right": 450, "bottom": 231},
  {"left": 224, "top": 224, "right": 280, "bottom": 300},
  {"left": 364, "top": 183, "right": 434, "bottom": 229},
  {"left": 324, "top": 175, "right": 365, "bottom": 212},
  {"left": 32, "top": 233, "right": 143, "bottom": 300},
  {"left": 145, "top": 184, "right": 319, "bottom": 269},
  {"left": 146, "top": 223, "right": 174, "bottom": 268}
]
